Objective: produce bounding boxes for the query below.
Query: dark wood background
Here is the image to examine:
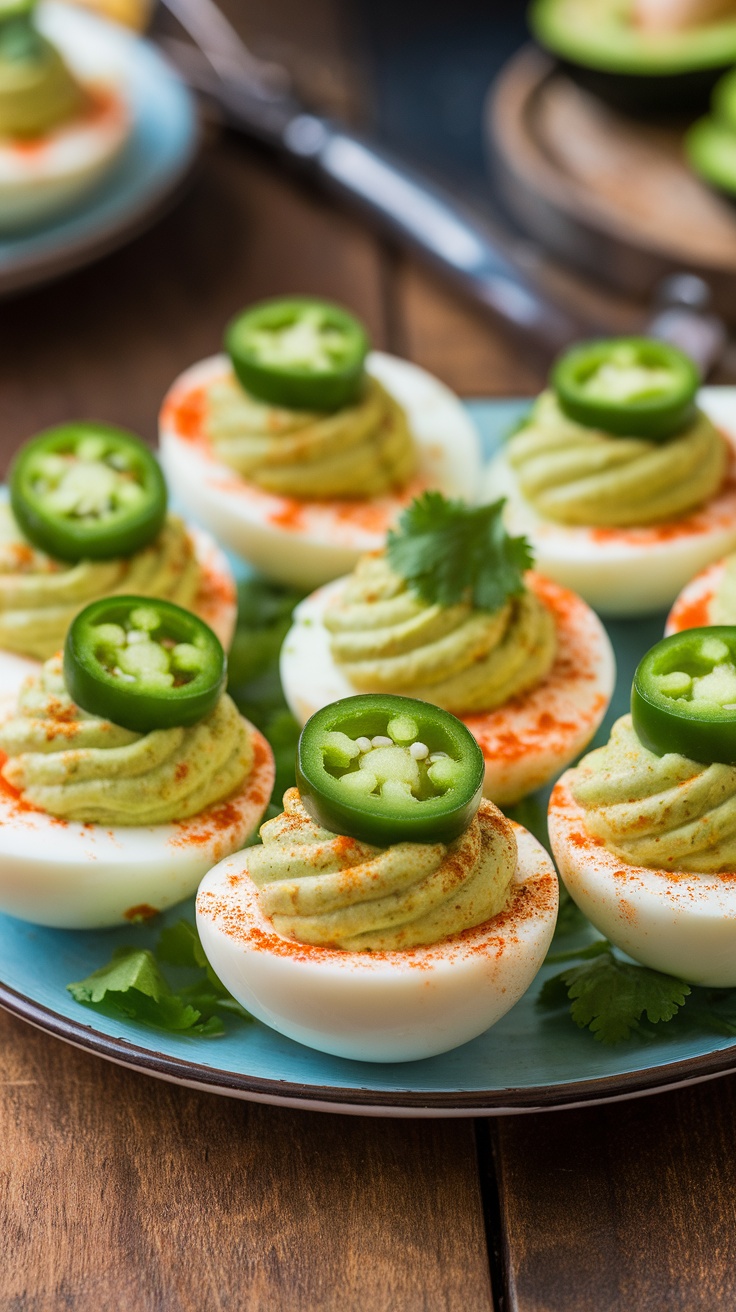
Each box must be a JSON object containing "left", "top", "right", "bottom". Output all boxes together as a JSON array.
[{"left": 4, "top": 3, "right": 736, "bottom": 1308}]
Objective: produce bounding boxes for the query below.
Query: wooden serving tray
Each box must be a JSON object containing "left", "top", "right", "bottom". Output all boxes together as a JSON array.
[{"left": 486, "top": 46, "right": 736, "bottom": 321}]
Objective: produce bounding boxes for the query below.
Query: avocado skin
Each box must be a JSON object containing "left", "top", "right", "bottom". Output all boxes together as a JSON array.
[{"left": 555, "top": 57, "right": 729, "bottom": 116}]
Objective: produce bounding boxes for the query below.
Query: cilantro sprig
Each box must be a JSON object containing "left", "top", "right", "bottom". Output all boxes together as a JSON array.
[
  {"left": 67, "top": 919, "right": 250, "bottom": 1037},
  {"left": 386, "top": 492, "right": 533, "bottom": 612},
  {"left": 540, "top": 940, "right": 691, "bottom": 1044}
]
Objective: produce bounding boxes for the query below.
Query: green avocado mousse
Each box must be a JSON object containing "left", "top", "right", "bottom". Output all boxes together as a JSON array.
[
  {"left": 279, "top": 492, "right": 616, "bottom": 806},
  {"left": 195, "top": 693, "right": 558, "bottom": 1062},
  {"left": 206, "top": 297, "right": 416, "bottom": 500},
  {"left": 0, "top": 596, "right": 275, "bottom": 930},
  {"left": 0, "top": 421, "right": 235, "bottom": 665},
  {"left": 530, "top": 0, "right": 736, "bottom": 114},
  {"left": 0, "top": 0, "right": 84, "bottom": 139},
  {"left": 548, "top": 629, "right": 736, "bottom": 987},
  {"left": 485, "top": 336, "right": 736, "bottom": 617}
]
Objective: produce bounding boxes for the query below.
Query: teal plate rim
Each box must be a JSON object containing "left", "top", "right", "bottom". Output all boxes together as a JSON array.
[{"left": 3, "top": 396, "right": 736, "bottom": 1117}]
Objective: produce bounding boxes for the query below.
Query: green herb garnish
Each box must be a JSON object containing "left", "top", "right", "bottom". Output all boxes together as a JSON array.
[
  {"left": 67, "top": 919, "right": 250, "bottom": 1036},
  {"left": 386, "top": 492, "right": 533, "bottom": 612},
  {"left": 540, "top": 940, "right": 690, "bottom": 1044}
]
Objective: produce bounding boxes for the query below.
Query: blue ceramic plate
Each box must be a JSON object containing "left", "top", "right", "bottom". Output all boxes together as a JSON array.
[
  {"left": 0, "top": 3, "right": 197, "bottom": 297},
  {"left": 3, "top": 398, "right": 736, "bottom": 1117}
]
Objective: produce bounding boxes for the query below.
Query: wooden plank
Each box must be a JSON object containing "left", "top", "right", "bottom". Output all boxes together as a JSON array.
[
  {"left": 393, "top": 257, "right": 546, "bottom": 397},
  {"left": 0, "top": 141, "right": 387, "bottom": 462},
  {"left": 491, "top": 1077, "right": 736, "bottom": 1312},
  {"left": 0, "top": 1009, "right": 493, "bottom": 1311}
]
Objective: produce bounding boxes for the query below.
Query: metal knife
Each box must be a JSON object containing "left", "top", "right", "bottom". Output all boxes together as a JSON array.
[{"left": 158, "top": 0, "right": 727, "bottom": 373}]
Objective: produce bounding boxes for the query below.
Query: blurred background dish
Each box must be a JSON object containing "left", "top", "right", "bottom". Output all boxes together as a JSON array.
[{"left": 0, "top": 1, "right": 196, "bottom": 296}]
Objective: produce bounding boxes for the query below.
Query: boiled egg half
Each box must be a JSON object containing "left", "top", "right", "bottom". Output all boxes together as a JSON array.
[
  {"left": 159, "top": 352, "right": 482, "bottom": 591},
  {"left": 549, "top": 771, "right": 736, "bottom": 987},
  {"left": 196, "top": 805, "right": 558, "bottom": 1063},
  {"left": 0, "top": 723, "right": 274, "bottom": 929},
  {"left": 0, "top": 3, "right": 132, "bottom": 232},
  {"left": 484, "top": 387, "right": 736, "bottom": 617}
]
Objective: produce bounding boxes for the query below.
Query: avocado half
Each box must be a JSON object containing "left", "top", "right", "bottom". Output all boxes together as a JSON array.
[
  {"left": 530, "top": 0, "right": 736, "bottom": 115},
  {"left": 687, "top": 70, "right": 736, "bottom": 196}
]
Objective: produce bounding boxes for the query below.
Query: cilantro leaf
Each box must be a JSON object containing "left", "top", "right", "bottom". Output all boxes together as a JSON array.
[
  {"left": 157, "top": 919, "right": 251, "bottom": 1017},
  {"left": 540, "top": 947, "right": 691, "bottom": 1043},
  {"left": 68, "top": 921, "right": 252, "bottom": 1036},
  {"left": 67, "top": 947, "right": 224, "bottom": 1035},
  {"left": 386, "top": 493, "right": 533, "bottom": 612}
]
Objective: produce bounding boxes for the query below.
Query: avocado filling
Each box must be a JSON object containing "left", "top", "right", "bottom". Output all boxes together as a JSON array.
[
  {"left": 506, "top": 392, "right": 727, "bottom": 527},
  {"left": 206, "top": 374, "right": 416, "bottom": 500},
  {"left": 247, "top": 788, "right": 516, "bottom": 951},
  {"left": 571, "top": 714, "right": 736, "bottom": 873},
  {"left": 0, "top": 653, "right": 253, "bottom": 825},
  {"left": 0, "top": 506, "right": 201, "bottom": 661},
  {"left": 326, "top": 552, "right": 556, "bottom": 713},
  {"left": 0, "top": 9, "right": 84, "bottom": 138}
]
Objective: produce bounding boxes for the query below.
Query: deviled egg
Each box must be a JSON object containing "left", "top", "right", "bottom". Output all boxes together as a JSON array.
[
  {"left": 0, "top": 595, "right": 274, "bottom": 928},
  {"left": 197, "top": 695, "right": 558, "bottom": 1062},
  {"left": 667, "top": 548, "right": 736, "bottom": 634},
  {"left": 280, "top": 494, "right": 615, "bottom": 805},
  {"left": 159, "top": 297, "right": 482, "bottom": 590},
  {"left": 549, "top": 629, "right": 736, "bottom": 986},
  {"left": 484, "top": 339, "right": 736, "bottom": 616},
  {"left": 0, "top": 0, "right": 131, "bottom": 231},
  {"left": 0, "top": 421, "right": 237, "bottom": 709}
]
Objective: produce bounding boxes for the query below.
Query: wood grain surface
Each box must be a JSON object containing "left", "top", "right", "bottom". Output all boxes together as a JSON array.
[
  {"left": 493, "top": 1077, "right": 736, "bottom": 1312},
  {"left": 5, "top": 21, "right": 736, "bottom": 1312}
]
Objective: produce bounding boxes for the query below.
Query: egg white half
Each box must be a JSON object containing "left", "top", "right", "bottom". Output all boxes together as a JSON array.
[
  {"left": 549, "top": 772, "right": 736, "bottom": 987},
  {"left": 0, "top": 522, "right": 237, "bottom": 717},
  {"left": 666, "top": 556, "right": 727, "bottom": 636},
  {"left": 0, "top": 722, "right": 274, "bottom": 929},
  {"left": 196, "top": 812, "right": 558, "bottom": 1063},
  {"left": 280, "top": 572, "right": 615, "bottom": 806},
  {"left": 483, "top": 387, "right": 736, "bottom": 618},
  {"left": 158, "top": 352, "right": 483, "bottom": 590},
  {"left": 0, "top": 3, "right": 132, "bottom": 231}
]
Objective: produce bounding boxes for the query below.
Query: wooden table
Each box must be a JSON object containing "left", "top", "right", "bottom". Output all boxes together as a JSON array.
[{"left": 5, "top": 115, "right": 736, "bottom": 1312}]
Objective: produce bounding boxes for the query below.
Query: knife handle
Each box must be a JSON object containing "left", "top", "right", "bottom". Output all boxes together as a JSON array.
[{"left": 281, "top": 114, "right": 583, "bottom": 354}]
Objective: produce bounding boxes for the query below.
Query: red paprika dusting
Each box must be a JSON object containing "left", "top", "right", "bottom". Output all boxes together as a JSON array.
[
  {"left": 123, "top": 904, "right": 159, "bottom": 923},
  {"left": 668, "top": 587, "right": 714, "bottom": 633}
]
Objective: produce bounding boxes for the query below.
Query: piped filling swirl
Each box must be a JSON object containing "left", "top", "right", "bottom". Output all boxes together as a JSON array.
[
  {"left": 506, "top": 392, "right": 728, "bottom": 527},
  {"left": 571, "top": 714, "right": 736, "bottom": 873},
  {"left": 325, "top": 552, "right": 556, "bottom": 713},
  {"left": 247, "top": 788, "right": 515, "bottom": 951},
  {"left": 206, "top": 373, "right": 416, "bottom": 499},
  {"left": 0, "top": 654, "right": 253, "bottom": 825},
  {"left": 0, "top": 506, "right": 201, "bottom": 661}
]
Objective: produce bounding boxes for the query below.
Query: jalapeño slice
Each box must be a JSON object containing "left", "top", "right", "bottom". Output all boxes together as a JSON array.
[
  {"left": 10, "top": 423, "right": 167, "bottom": 563},
  {"left": 552, "top": 337, "right": 699, "bottom": 440},
  {"left": 64, "top": 597, "right": 226, "bottom": 733},
  {"left": 632, "top": 628, "right": 736, "bottom": 765},
  {"left": 225, "top": 297, "right": 369, "bottom": 412},
  {"left": 296, "top": 694, "right": 485, "bottom": 847}
]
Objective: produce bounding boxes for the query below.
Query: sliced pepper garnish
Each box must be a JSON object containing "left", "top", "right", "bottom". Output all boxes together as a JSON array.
[
  {"left": 64, "top": 596, "right": 226, "bottom": 732},
  {"left": 552, "top": 337, "right": 699, "bottom": 440},
  {"left": 10, "top": 423, "right": 167, "bottom": 562},
  {"left": 296, "top": 694, "right": 485, "bottom": 846},
  {"left": 225, "top": 297, "right": 369, "bottom": 412},
  {"left": 632, "top": 627, "right": 736, "bottom": 764}
]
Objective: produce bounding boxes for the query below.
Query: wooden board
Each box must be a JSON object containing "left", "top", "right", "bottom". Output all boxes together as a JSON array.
[{"left": 487, "top": 46, "right": 736, "bottom": 320}]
